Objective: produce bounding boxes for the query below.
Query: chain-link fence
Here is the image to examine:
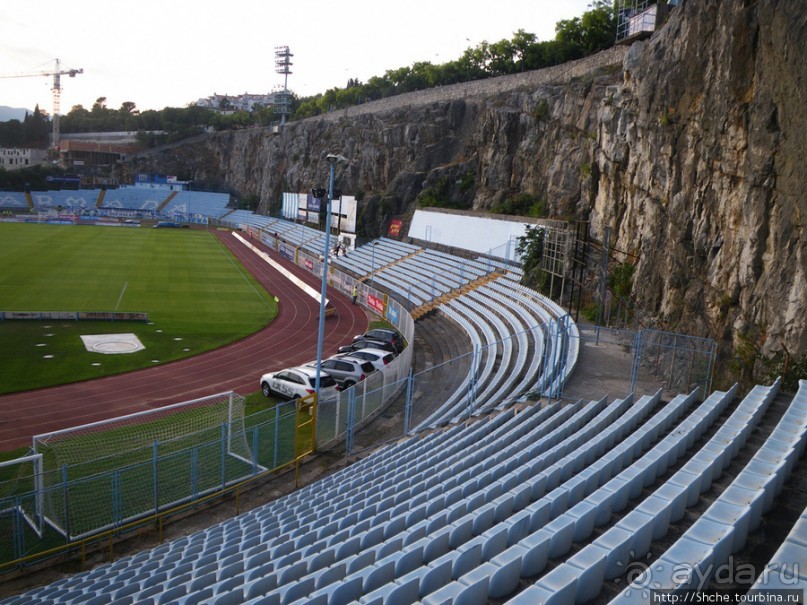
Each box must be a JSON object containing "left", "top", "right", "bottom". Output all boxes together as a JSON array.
[
  {"left": 568, "top": 324, "right": 717, "bottom": 402},
  {"left": 631, "top": 329, "right": 717, "bottom": 397}
]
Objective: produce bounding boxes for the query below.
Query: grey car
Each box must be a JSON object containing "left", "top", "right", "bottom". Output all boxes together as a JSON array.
[{"left": 308, "top": 357, "right": 376, "bottom": 388}]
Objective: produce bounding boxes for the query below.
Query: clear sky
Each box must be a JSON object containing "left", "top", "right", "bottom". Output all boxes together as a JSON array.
[{"left": 1, "top": 0, "right": 595, "bottom": 115}]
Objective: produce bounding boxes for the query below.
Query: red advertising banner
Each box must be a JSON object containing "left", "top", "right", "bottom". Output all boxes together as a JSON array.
[
  {"left": 388, "top": 219, "right": 403, "bottom": 238},
  {"left": 367, "top": 293, "right": 385, "bottom": 314}
]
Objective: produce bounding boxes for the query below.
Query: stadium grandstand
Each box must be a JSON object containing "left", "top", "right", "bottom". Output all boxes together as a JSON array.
[
  {"left": 2, "top": 377, "right": 804, "bottom": 603},
  {"left": 1, "top": 207, "right": 805, "bottom": 604},
  {"left": 1, "top": 187, "right": 232, "bottom": 223}
]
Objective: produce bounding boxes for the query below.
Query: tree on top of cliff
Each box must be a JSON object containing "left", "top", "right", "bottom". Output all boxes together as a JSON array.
[
  {"left": 294, "top": 1, "right": 616, "bottom": 119},
  {"left": 554, "top": 0, "right": 617, "bottom": 57}
]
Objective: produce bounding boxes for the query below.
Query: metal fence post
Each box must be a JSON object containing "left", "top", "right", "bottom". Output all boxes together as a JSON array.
[
  {"left": 273, "top": 405, "right": 280, "bottom": 469},
  {"left": 220, "top": 423, "right": 227, "bottom": 488},
  {"left": 112, "top": 469, "right": 121, "bottom": 528},
  {"left": 251, "top": 427, "right": 259, "bottom": 477},
  {"left": 62, "top": 464, "right": 70, "bottom": 539},
  {"left": 192, "top": 447, "right": 199, "bottom": 498},
  {"left": 152, "top": 441, "right": 159, "bottom": 514},
  {"left": 551, "top": 319, "right": 561, "bottom": 401},
  {"left": 629, "top": 329, "right": 642, "bottom": 394},
  {"left": 467, "top": 344, "right": 479, "bottom": 419},
  {"left": 595, "top": 226, "right": 611, "bottom": 345},
  {"left": 361, "top": 379, "right": 368, "bottom": 420},
  {"left": 554, "top": 315, "right": 569, "bottom": 401},
  {"left": 346, "top": 388, "right": 356, "bottom": 456},
  {"left": 404, "top": 369, "right": 414, "bottom": 436}
]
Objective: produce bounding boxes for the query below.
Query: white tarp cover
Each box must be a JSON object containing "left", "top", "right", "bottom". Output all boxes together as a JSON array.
[{"left": 408, "top": 209, "right": 530, "bottom": 261}]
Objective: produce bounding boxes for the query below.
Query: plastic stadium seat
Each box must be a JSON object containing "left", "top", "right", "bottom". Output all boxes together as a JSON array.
[
  {"left": 616, "top": 510, "right": 656, "bottom": 561},
  {"left": 422, "top": 576, "right": 488, "bottom": 605},
  {"left": 517, "top": 529, "right": 551, "bottom": 578},
  {"left": 486, "top": 551, "right": 524, "bottom": 599},
  {"left": 244, "top": 574, "right": 278, "bottom": 600},
  {"left": 360, "top": 575, "right": 420, "bottom": 605}
]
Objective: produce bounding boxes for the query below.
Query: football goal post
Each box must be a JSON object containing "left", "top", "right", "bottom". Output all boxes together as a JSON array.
[
  {"left": 0, "top": 453, "right": 45, "bottom": 541},
  {"left": 31, "top": 391, "right": 254, "bottom": 540}
]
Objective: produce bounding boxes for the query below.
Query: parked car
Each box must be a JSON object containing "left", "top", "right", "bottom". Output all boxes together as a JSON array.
[
  {"left": 352, "top": 328, "right": 405, "bottom": 354},
  {"left": 333, "top": 348, "right": 395, "bottom": 372},
  {"left": 306, "top": 357, "right": 376, "bottom": 388},
  {"left": 338, "top": 337, "right": 397, "bottom": 356},
  {"left": 260, "top": 366, "right": 338, "bottom": 399}
]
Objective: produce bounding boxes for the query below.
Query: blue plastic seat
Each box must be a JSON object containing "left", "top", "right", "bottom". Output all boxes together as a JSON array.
[
  {"left": 487, "top": 547, "right": 525, "bottom": 599},
  {"left": 596, "top": 526, "right": 634, "bottom": 580},
  {"left": 703, "top": 500, "right": 751, "bottom": 553},
  {"left": 616, "top": 510, "right": 656, "bottom": 560},
  {"left": 421, "top": 575, "right": 488, "bottom": 605},
  {"left": 517, "top": 529, "right": 550, "bottom": 577}
]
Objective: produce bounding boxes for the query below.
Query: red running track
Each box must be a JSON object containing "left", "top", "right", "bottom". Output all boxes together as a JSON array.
[{"left": 0, "top": 230, "right": 368, "bottom": 451}]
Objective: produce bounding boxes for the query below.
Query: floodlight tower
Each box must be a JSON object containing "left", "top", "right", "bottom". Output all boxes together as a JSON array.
[{"left": 274, "top": 46, "right": 293, "bottom": 125}]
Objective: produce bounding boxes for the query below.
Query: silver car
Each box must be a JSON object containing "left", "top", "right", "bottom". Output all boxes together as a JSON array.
[
  {"left": 307, "top": 357, "right": 376, "bottom": 388},
  {"left": 333, "top": 348, "right": 395, "bottom": 372}
]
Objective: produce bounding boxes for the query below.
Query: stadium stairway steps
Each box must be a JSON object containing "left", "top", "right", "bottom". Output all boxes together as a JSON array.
[
  {"left": 95, "top": 189, "right": 106, "bottom": 208},
  {"left": 410, "top": 272, "right": 504, "bottom": 321},
  {"left": 24, "top": 191, "right": 34, "bottom": 210},
  {"left": 361, "top": 249, "right": 425, "bottom": 285},
  {"left": 157, "top": 191, "right": 178, "bottom": 213}
]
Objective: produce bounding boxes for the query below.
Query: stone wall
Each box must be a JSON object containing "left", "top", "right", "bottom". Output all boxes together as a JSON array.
[{"left": 311, "top": 47, "right": 628, "bottom": 122}]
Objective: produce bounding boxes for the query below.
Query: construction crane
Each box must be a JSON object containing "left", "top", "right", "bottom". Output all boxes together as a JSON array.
[{"left": 0, "top": 58, "right": 84, "bottom": 150}]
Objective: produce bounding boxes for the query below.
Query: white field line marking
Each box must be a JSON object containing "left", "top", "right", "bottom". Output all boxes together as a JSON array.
[{"left": 115, "top": 282, "right": 128, "bottom": 310}]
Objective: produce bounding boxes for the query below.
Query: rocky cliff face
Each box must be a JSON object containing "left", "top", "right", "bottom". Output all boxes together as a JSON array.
[
  {"left": 592, "top": 0, "right": 805, "bottom": 359},
  {"left": 126, "top": 0, "right": 805, "bottom": 359}
]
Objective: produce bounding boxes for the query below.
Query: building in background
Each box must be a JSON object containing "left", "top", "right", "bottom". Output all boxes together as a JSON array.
[
  {"left": 0, "top": 147, "right": 47, "bottom": 170},
  {"left": 196, "top": 92, "right": 277, "bottom": 113},
  {"left": 616, "top": 0, "right": 681, "bottom": 42},
  {"left": 134, "top": 174, "right": 190, "bottom": 192}
]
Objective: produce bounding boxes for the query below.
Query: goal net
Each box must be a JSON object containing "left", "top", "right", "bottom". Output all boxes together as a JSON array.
[{"left": 32, "top": 391, "right": 253, "bottom": 539}]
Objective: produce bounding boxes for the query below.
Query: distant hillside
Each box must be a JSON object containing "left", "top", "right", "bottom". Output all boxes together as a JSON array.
[{"left": 0, "top": 106, "right": 34, "bottom": 122}]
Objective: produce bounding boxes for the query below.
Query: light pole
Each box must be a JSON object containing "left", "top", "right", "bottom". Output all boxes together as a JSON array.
[{"left": 314, "top": 153, "right": 349, "bottom": 395}]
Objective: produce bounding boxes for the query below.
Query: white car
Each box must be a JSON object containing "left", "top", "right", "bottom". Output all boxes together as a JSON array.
[
  {"left": 334, "top": 348, "right": 395, "bottom": 372},
  {"left": 260, "top": 366, "right": 338, "bottom": 400}
]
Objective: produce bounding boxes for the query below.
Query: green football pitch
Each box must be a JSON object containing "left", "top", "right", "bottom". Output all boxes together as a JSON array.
[{"left": 0, "top": 223, "right": 278, "bottom": 394}]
